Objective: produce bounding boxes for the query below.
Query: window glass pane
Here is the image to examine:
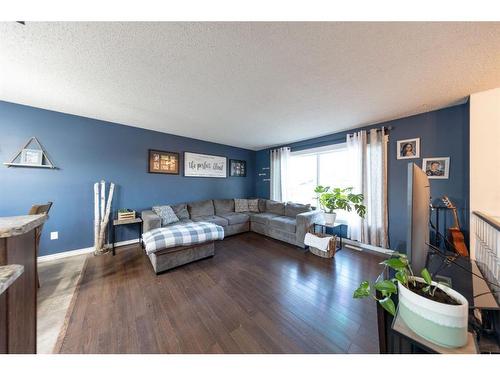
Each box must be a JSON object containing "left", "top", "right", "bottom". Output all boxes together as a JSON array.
[
  {"left": 288, "top": 154, "right": 317, "bottom": 206},
  {"left": 317, "top": 146, "right": 352, "bottom": 222}
]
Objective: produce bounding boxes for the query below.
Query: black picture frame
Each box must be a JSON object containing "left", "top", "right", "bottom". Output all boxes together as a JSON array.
[
  {"left": 148, "top": 149, "right": 180, "bottom": 175},
  {"left": 230, "top": 159, "right": 247, "bottom": 177}
]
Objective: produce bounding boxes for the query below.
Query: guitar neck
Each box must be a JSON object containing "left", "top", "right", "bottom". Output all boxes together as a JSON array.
[{"left": 451, "top": 207, "right": 461, "bottom": 229}]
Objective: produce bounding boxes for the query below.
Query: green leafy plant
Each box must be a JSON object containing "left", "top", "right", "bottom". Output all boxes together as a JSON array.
[
  {"left": 352, "top": 252, "right": 437, "bottom": 316},
  {"left": 313, "top": 186, "right": 366, "bottom": 218}
]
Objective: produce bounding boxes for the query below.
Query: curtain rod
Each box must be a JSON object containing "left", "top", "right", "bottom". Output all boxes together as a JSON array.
[{"left": 347, "top": 126, "right": 393, "bottom": 137}]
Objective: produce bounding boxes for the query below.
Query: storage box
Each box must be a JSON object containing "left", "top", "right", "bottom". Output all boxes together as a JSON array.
[
  {"left": 117, "top": 210, "right": 136, "bottom": 220},
  {"left": 306, "top": 229, "right": 337, "bottom": 258}
]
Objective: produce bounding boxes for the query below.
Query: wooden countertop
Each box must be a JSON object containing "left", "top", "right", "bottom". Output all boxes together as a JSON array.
[
  {"left": 0, "top": 215, "right": 47, "bottom": 238},
  {"left": 0, "top": 264, "right": 24, "bottom": 295}
]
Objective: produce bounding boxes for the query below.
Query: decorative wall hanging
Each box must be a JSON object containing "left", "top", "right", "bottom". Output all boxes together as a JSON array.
[
  {"left": 148, "top": 149, "right": 180, "bottom": 174},
  {"left": 94, "top": 180, "right": 115, "bottom": 255},
  {"left": 422, "top": 157, "right": 450, "bottom": 179},
  {"left": 4, "top": 136, "right": 56, "bottom": 169},
  {"left": 184, "top": 152, "right": 227, "bottom": 178},
  {"left": 230, "top": 159, "right": 247, "bottom": 177},
  {"left": 396, "top": 138, "right": 420, "bottom": 159}
]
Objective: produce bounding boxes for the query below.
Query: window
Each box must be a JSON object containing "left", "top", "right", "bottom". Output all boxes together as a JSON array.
[{"left": 288, "top": 143, "right": 354, "bottom": 222}]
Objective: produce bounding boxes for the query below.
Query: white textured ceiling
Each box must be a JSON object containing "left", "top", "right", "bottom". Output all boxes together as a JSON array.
[{"left": 1, "top": 22, "right": 500, "bottom": 150}]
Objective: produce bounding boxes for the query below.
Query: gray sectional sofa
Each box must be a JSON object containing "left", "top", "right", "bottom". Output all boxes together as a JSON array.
[{"left": 142, "top": 198, "right": 324, "bottom": 248}]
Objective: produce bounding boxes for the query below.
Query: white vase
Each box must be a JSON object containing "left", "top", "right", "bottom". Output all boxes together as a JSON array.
[
  {"left": 323, "top": 212, "right": 336, "bottom": 226},
  {"left": 398, "top": 277, "right": 469, "bottom": 348}
]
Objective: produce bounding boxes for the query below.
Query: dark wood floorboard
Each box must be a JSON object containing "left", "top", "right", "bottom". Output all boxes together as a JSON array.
[{"left": 58, "top": 232, "right": 385, "bottom": 353}]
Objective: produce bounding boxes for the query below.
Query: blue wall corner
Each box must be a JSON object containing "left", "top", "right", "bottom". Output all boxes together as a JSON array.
[
  {"left": 0, "top": 101, "right": 256, "bottom": 256},
  {"left": 255, "top": 103, "right": 470, "bottom": 250}
]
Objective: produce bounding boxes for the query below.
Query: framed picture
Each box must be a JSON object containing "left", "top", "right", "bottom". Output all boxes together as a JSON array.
[
  {"left": 422, "top": 157, "right": 450, "bottom": 179},
  {"left": 20, "top": 148, "right": 43, "bottom": 166},
  {"left": 230, "top": 159, "right": 247, "bottom": 177},
  {"left": 397, "top": 138, "right": 420, "bottom": 159},
  {"left": 148, "top": 150, "right": 180, "bottom": 174},
  {"left": 184, "top": 152, "right": 227, "bottom": 178}
]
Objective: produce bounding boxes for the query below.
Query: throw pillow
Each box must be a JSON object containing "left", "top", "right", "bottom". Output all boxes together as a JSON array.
[
  {"left": 234, "top": 199, "right": 249, "bottom": 212},
  {"left": 152, "top": 205, "right": 179, "bottom": 226},
  {"left": 247, "top": 199, "right": 259, "bottom": 212}
]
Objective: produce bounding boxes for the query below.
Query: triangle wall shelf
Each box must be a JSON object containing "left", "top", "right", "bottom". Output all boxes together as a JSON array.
[{"left": 3, "top": 137, "right": 57, "bottom": 169}]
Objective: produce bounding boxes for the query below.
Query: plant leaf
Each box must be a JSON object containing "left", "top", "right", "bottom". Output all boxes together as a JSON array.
[
  {"left": 421, "top": 268, "right": 432, "bottom": 285},
  {"left": 374, "top": 280, "right": 397, "bottom": 294},
  {"left": 353, "top": 281, "right": 371, "bottom": 299},
  {"left": 394, "top": 270, "right": 408, "bottom": 285},
  {"left": 379, "top": 297, "right": 396, "bottom": 316},
  {"left": 380, "top": 257, "right": 407, "bottom": 271}
]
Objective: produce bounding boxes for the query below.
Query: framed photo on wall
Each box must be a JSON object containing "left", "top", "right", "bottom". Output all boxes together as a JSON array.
[
  {"left": 422, "top": 157, "right": 450, "bottom": 179},
  {"left": 184, "top": 152, "right": 227, "bottom": 178},
  {"left": 397, "top": 138, "right": 420, "bottom": 159},
  {"left": 230, "top": 159, "right": 246, "bottom": 177},
  {"left": 20, "top": 148, "right": 43, "bottom": 166},
  {"left": 148, "top": 150, "right": 180, "bottom": 174}
]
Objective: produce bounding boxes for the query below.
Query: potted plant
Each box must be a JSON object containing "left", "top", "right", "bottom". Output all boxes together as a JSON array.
[
  {"left": 353, "top": 252, "right": 469, "bottom": 348},
  {"left": 313, "top": 186, "right": 366, "bottom": 225}
]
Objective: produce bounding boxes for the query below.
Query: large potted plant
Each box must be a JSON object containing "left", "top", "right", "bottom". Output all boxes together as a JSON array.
[
  {"left": 313, "top": 186, "right": 366, "bottom": 225},
  {"left": 353, "top": 252, "right": 469, "bottom": 348}
]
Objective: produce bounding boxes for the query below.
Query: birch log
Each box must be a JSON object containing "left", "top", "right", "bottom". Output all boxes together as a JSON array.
[
  {"left": 94, "top": 180, "right": 115, "bottom": 255},
  {"left": 96, "top": 182, "right": 115, "bottom": 254},
  {"left": 94, "top": 182, "right": 100, "bottom": 251}
]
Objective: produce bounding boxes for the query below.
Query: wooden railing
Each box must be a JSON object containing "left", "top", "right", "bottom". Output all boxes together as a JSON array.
[{"left": 472, "top": 211, "right": 500, "bottom": 304}]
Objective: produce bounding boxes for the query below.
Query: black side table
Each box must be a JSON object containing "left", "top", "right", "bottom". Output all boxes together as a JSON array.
[{"left": 111, "top": 217, "right": 143, "bottom": 256}]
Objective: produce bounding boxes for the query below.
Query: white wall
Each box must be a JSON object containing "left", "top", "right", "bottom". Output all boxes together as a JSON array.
[{"left": 469, "top": 87, "right": 500, "bottom": 257}]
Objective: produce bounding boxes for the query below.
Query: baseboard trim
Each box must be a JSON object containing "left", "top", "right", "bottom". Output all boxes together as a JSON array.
[
  {"left": 38, "top": 238, "right": 140, "bottom": 263},
  {"left": 343, "top": 238, "right": 394, "bottom": 256}
]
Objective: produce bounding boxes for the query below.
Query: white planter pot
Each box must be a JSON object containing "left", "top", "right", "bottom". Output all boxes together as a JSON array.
[
  {"left": 323, "top": 212, "right": 336, "bottom": 226},
  {"left": 398, "top": 277, "right": 469, "bottom": 348}
]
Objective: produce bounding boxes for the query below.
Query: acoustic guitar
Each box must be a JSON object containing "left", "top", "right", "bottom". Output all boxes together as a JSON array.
[{"left": 441, "top": 196, "right": 469, "bottom": 256}]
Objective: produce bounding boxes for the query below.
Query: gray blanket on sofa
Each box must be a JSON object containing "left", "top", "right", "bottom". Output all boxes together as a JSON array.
[{"left": 142, "top": 221, "right": 224, "bottom": 254}]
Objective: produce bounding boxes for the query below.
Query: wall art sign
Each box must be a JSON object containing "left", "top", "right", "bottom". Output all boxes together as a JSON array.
[
  {"left": 148, "top": 150, "right": 180, "bottom": 174},
  {"left": 184, "top": 152, "right": 227, "bottom": 178}
]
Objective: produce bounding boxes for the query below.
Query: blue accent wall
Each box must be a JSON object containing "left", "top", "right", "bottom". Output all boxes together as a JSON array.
[
  {"left": 0, "top": 101, "right": 256, "bottom": 256},
  {"left": 255, "top": 104, "right": 470, "bottom": 250}
]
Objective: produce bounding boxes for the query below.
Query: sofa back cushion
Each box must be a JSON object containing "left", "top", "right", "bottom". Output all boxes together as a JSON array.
[
  {"left": 266, "top": 200, "right": 286, "bottom": 215},
  {"left": 213, "top": 199, "right": 235, "bottom": 215},
  {"left": 188, "top": 200, "right": 215, "bottom": 218},
  {"left": 247, "top": 199, "right": 260, "bottom": 213},
  {"left": 258, "top": 199, "right": 267, "bottom": 212},
  {"left": 171, "top": 203, "right": 189, "bottom": 220},
  {"left": 285, "top": 202, "right": 311, "bottom": 218},
  {"left": 234, "top": 199, "right": 249, "bottom": 212}
]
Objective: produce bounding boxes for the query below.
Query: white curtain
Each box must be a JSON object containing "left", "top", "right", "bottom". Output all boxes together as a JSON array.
[
  {"left": 270, "top": 147, "right": 291, "bottom": 202},
  {"left": 347, "top": 128, "right": 389, "bottom": 248}
]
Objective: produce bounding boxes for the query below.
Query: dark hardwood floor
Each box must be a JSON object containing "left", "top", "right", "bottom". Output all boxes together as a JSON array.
[{"left": 58, "top": 232, "right": 386, "bottom": 353}]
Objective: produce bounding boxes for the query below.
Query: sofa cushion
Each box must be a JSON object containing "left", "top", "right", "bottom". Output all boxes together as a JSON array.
[
  {"left": 258, "top": 199, "right": 267, "bottom": 212},
  {"left": 247, "top": 199, "right": 259, "bottom": 212},
  {"left": 152, "top": 205, "right": 179, "bottom": 226},
  {"left": 235, "top": 199, "right": 249, "bottom": 212},
  {"left": 285, "top": 202, "right": 311, "bottom": 218},
  {"left": 171, "top": 203, "right": 189, "bottom": 220},
  {"left": 213, "top": 199, "right": 235, "bottom": 215},
  {"left": 218, "top": 212, "right": 250, "bottom": 225},
  {"left": 269, "top": 216, "right": 297, "bottom": 233},
  {"left": 188, "top": 200, "right": 215, "bottom": 218},
  {"left": 266, "top": 200, "right": 286, "bottom": 215},
  {"left": 192, "top": 215, "right": 229, "bottom": 227},
  {"left": 165, "top": 218, "right": 193, "bottom": 226},
  {"left": 248, "top": 212, "right": 279, "bottom": 225}
]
